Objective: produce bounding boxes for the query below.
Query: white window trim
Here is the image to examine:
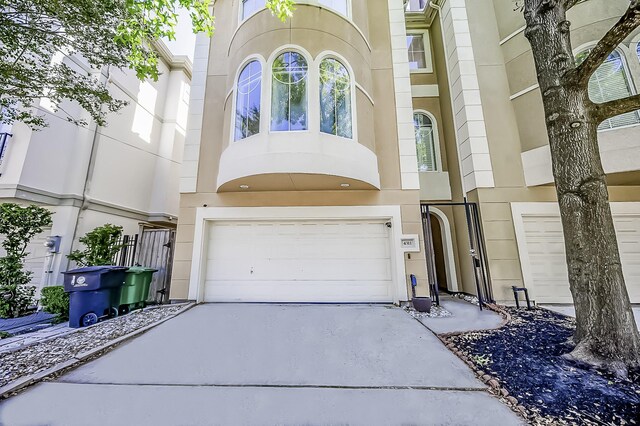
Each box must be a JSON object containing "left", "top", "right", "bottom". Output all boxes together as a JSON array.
[
  {"left": 238, "top": 0, "right": 352, "bottom": 24},
  {"left": 407, "top": 30, "right": 433, "bottom": 74},
  {"left": 229, "top": 47, "right": 360, "bottom": 145},
  {"left": 229, "top": 54, "right": 267, "bottom": 144},
  {"left": 317, "top": 50, "right": 358, "bottom": 141},
  {"left": 267, "top": 46, "right": 313, "bottom": 135},
  {"left": 413, "top": 109, "right": 442, "bottom": 172}
]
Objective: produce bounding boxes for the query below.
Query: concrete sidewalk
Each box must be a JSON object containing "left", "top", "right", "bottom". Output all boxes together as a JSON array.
[{"left": 0, "top": 304, "right": 522, "bottom": 425}]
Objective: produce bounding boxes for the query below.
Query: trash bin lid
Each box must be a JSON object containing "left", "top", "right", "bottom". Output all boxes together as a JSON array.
[
  {"left": 126, "top": 266, "right": 159, "bottom": 274},
  {"left": 62, "top": 266, "right": 128, "bottom": 275}
]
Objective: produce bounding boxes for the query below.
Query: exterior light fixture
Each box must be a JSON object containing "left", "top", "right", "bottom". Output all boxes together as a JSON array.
[
  {"left": 340, "top": 183, "right": 350, "bottom": 188},
  {"left": 240, "top": 185, "right": 250, "bottom": 189}
]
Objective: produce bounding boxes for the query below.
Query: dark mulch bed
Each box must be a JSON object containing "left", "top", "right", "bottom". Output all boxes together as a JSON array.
[{"left": 447, "top": 308, "right": 640, "bottom": 425}]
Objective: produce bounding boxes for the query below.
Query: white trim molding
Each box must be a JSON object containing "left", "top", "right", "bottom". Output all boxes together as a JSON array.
[
  {"left": 388, "top": 0, "right": 420, "bottom": 190},
  {"left": 411, "top": 84, "right": 440, "bottom": 98},
  {"left": 428, "top": 207, "right": 459, "bottom": 292},
  {"left": 187, "top": 205, "right": 411, "bottom": 303},
  {"left": 436, "top": 0, "right": 495, "bottom": 191},
  {"left": 180, "top": 33, "right": 211, "bottom": 193}
]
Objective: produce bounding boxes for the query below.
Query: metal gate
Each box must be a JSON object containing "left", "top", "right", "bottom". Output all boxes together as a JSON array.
[
  {"left": 421, "top": 202, "right": 494, "bottom": 309},
  {"left": 135, "top": 228, "right": 176, "bottom": 303}
]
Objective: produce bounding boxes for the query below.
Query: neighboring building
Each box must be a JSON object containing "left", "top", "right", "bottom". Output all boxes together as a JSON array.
[
  {"left": 0, "top": 42, "right": 191, "bottom": 299},
  {"left": 172, "top": 0, "right": 640, "bottom": 305}
]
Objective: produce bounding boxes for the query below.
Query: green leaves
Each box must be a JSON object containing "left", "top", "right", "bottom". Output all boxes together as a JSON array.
[
  {"left": 67, "top": 224, "right": 125, "bottom": 267},
  {"left": 0, "top": 203, "right": 52, "bottom": 318},
  {"left": 266, "top": 0, "right": 296, "bottom": 21},
  {"left": 0, "top": 0, "right": 294, "bottom": 129}
]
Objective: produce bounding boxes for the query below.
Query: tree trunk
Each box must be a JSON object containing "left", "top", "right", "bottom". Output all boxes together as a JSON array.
[{"left": 524, "top": 0, "right": 640, "bottom": 374}]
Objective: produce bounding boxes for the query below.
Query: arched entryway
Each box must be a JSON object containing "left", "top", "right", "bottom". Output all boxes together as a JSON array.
[{"left": 425, "top": 207, "right": 459, "bottom": 293}]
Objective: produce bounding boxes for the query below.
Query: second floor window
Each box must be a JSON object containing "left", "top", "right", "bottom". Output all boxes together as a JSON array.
[
  {"left": 320, "top": 58, "right": 352, "bottom": 138},
  {"left": 414, "top": 113, "right": 438, "bottom": 172},
  {"left": 406, "top": 0, "right": 428, "bottom": 12},
  {"left": 271, "top": 52, "right": 309, "bottom": 131},
  {"left": 407, "top": 34, "right": 427, "bottom": 70},
  {"left": 242, "top": 0, "right": 266, "bottom": 20},
  {"left": 576, "top": 48, "right": 640, "bottom": 130},
  {"left": 235, "top": 61, "right": 263, "bottom": 141}
]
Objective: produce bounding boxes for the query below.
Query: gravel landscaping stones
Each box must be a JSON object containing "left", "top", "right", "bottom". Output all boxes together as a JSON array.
[
  {"left": 403, "top": 304, "right": 452, "bottom": 318},
  {"left": 445, "top": 307, "right": 640, "bottom": 425},
  {"left": 0, "top": 304, "right": 188, "bottom": 390}
]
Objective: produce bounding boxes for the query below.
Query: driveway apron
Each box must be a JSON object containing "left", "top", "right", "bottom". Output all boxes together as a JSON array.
[{"left": 0, "top": 304, "right": 522, "bottom": 425}]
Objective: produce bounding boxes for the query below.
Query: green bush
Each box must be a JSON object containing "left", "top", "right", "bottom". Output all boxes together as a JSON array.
[
  {"left": 0, "top": 203, "right": 53, "bottom": 318},
  {"left": 0, "top": 331, "right": 11, "bottom": 339},
  {"left": 40, "top": 286, "right": 69, "bottom": 320},
  {"left": 0, "top": 284, "right": 36, "bottom": 318},
  {"left": 67, "top": 224, "right": 124, "bottom": 266}
]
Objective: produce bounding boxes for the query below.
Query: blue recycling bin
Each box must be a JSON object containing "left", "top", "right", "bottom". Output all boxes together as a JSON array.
[{"left": 63, "top": 266, "right": 128, "bottom": 328}]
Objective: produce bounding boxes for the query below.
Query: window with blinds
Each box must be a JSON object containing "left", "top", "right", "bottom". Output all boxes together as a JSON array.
[
  {"left": 414, "top": 113, "right": 438, "bottom": 172},
  {"left": 576, "top": 48, "right": 640, "bottom": 130}
]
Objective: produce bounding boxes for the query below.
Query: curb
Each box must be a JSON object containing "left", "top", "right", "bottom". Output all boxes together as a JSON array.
[
  {"left": 0, "top": 302, "right": 196, "bottom": 400},
  {"left": 0, "top": 302, "right": 193, "bottom": 356}
]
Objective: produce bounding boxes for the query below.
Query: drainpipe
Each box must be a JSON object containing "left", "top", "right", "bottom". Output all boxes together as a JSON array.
[
  {"left": 428, "top": 0, "right": 468, "bottom": 199},
  {"left": 66, "top": 66, "right": 112, "bottom": 271}
]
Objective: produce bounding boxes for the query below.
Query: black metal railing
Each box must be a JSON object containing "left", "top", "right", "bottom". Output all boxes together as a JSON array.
[{"left": 112, "top": 234, "right": 139, "bottom": 267}]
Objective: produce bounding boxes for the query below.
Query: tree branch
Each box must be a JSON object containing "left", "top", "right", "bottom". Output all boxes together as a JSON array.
[
  {"left": 594, "top": 94, "right": 640, "bottom": 122},
  {"left": 571, "top": 2, "right": 640, "bottom": 86}
]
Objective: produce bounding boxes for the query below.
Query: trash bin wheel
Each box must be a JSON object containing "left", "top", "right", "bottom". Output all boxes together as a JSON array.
[
  {"left": 119, "top": 305, "right": 130, "bottom": 315},
  {"left": 81, "top": 312, "right": 99, "bottom": 327},
  {"left": 110, "top": 307, "right": 119, "bottom": 318}
]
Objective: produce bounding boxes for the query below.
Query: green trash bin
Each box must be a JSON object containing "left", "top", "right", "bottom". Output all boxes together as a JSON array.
[{"left": 119, "top": 267, "right": 158, "bottom": 314}]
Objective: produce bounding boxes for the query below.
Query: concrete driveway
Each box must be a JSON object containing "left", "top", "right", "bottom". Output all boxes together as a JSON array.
[{"left": 0, "top": 304, "right": 521, "bottom": 425}]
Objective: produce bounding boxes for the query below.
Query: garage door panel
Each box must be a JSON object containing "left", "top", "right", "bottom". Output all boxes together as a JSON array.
[
  {"left": 204, "top": 280, "right": 392, "bottom": 303},
  {"left": 521, "top": 212, "right": 640, "bottom": 303},
  {"left": 203, "top": 220, "right": 395, "bottom": 303}
]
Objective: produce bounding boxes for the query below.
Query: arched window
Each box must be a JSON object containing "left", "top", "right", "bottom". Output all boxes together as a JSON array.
[
  {"left": 235, "top": 61, "right": 262, "bottom": 141},
  {"left": 413, "top": 113, "right": 438, "bottom": 172},
  {"left": 319, "top": 58, "right": 352, "bottom": 138},
  {"left": 271, "top": 52, "right": 309, "bottom": 131},
  {"left": 576, "top": 48, "right": 640, "bottom": 130}
]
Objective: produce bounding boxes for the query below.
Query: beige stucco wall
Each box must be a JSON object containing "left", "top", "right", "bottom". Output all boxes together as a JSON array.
[{"left": 171, "top": 0, "right": 429, "bottom": 301}]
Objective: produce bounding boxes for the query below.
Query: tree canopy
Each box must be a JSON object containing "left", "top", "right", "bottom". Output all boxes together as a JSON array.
[{"left": 0, "top": 0, "right": 295, "bottom": 128}]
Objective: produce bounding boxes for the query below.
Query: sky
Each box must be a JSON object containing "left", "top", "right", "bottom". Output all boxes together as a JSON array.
[{"left": 163, "top": 8, "right": 198, "bottom": 61}]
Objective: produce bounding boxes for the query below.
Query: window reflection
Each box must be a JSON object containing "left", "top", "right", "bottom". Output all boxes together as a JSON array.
[
  {"left": 320, "top": 58, "right": 352, "bottom": 138},
  {"left": 271, "top": 52, "right": 309, "bottom": 132},
  {"left": 235, "top": 61, "right": 262, "bottom": 141}
]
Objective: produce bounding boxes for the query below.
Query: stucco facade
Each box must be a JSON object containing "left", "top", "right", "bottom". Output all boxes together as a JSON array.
[
  {"left": 0, "top": 42, "right": 191, "bottom": 295},
  {"left": 173, "top": 0, "right": 640, "bottom": 305}
]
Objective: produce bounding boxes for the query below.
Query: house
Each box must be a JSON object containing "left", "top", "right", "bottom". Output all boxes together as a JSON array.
[
  {"left": 170, "top": 0, "right": 640, "bottom": 305},
  {"left": 0, "top": 41, "right": 191, "bottom": 299}
]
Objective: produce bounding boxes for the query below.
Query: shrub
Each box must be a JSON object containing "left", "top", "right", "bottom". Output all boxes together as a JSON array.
[
  {"left": 0, "top": 331, "right": 11, "bottom": 339},
  {"left": 67, "top": 224, "right": 124, "bottom": 266},
  {"left": 40, "top": 286, "right": 69, "bottom": 320},
  {"left": 0, "top": 203, "right": 53, "bottom": 318}
]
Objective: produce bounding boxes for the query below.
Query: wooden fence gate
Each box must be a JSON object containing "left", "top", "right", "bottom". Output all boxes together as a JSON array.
[{"left": 136, "top": 228, "right": 175, "bottom": 303}]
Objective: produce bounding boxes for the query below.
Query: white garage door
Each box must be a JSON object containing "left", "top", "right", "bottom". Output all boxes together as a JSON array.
[
  {"left": 521, "top": 213, "right": 640, "bottom": 304},
  {"left": 203, "top": 220, "right": 394, "bottom": 302}
]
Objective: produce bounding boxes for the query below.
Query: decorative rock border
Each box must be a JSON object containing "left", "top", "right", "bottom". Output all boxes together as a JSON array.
[
  {"left": 434, "top": 304, "right": 535, "bottom": 423},
  {"left": 0, "top": 303, "right": 195, "bottom": 400}
]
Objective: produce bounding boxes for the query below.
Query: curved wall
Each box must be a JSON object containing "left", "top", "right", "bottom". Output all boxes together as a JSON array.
[{"left": 215, "top": 3, "right": 379, "bottom": 191}]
